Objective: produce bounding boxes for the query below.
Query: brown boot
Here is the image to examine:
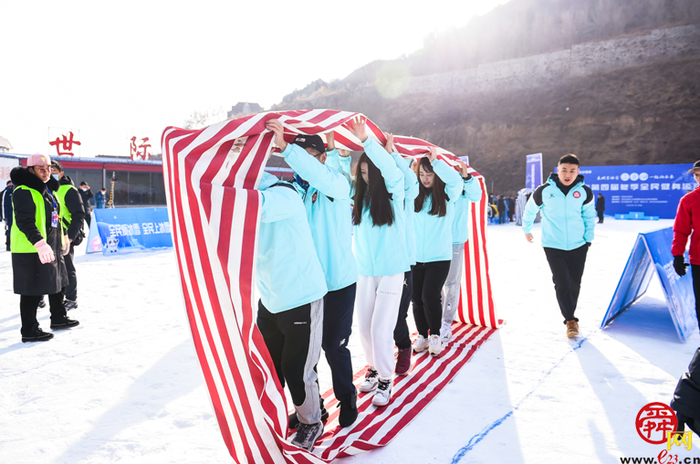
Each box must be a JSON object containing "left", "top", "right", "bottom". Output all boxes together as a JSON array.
[{"left": 566, "top": 320, "right": 579, "bottom": 338}]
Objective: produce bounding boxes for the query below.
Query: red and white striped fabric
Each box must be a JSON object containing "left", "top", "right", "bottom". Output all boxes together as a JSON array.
[{"left": 161, "top": 109, "right": 498, "bottom": 463}]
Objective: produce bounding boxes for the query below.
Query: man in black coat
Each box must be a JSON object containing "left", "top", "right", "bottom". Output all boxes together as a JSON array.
[
  {"left": 671, "top": 348, "right": 700, "bottom": 435},
  {"left": 596, "top": 193, "right": 605, "bottom": 224},
  {"left": 2, "top": 180, "right": 13, "bottom": 251},
  {"left": 11, "top": 154, "right": 79, "bottom": 342},
  {"left": 52, "top": 161, "right": 86, "bottom": 310},
  {"left": 78, "top": 181, "right": 94, "bottom": 227}
]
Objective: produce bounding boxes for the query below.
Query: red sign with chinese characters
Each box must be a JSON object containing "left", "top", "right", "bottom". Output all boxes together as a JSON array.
[
  {"left": 130, "top": 136, "right": 152, "bottom": 161},
  {"left": 49, "top": 131, "right": 81, "bottom": 157}
]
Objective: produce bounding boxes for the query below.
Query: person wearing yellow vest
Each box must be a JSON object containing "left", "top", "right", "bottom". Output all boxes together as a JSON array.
[
  {"left": 11, "top": 153, "right": 79, "bottom": 342},
  {"left": 51, "top": 160, "right": 86, "bottom": 310}
]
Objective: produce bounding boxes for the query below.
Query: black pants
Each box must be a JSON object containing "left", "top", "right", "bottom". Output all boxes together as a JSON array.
[
  {"left": 544, "top": 245, "right": 589, "bottom": 322},
  {"left": 692, "top": 265, "right": 700, "bottom": 331},
  {"left": 20, "top": 291, "right": 66, "bottom": 335},
  {"left": 393, "top": 268, "right": 413, "bottom": 350},
  {"left": 322, "top": 283, "right": 356, "bottom": 402},
  {"left": 64, "top": 244, "right": 77, "bottom": 301},
  {"left": 257, "top": 299, "right": 322, "bottom": 424},
  {"left": 412, "top": 260, "right": 451, "bottom": 337},
  {"left": 597, "top": 210, "right": 604, "bottom": 223}
]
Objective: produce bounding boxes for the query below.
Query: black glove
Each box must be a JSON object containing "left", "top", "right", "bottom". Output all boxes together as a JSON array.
[{"left": 674, "top": 255, "right": 688, "bottom": 277}]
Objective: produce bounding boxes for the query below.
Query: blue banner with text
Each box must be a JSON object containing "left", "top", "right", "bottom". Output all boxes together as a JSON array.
[
  {"left": 577, "top": 164, "right": 693, "bottom": 219},
  {"left": 93, "top": 207, "right": 173, "bottom": 254},
  {"left": 526, "top": 153, "right": 543, "bottom": 190}
]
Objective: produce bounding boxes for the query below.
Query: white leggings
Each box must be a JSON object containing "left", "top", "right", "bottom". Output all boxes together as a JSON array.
[{"left": 356, "top": 273, "right": 404, "bottom": 379}]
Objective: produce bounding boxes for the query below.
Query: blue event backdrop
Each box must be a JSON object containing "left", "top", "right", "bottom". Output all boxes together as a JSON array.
[
  {"left": 88, "top": 207, "right": 173, "bottom": 254},
  {"left": 601, "top": 227, "right": 696, "bottom": 342},
  {"left": 525, "top": 153, "right": 543, "bottom": 190},
  {"left": 572, "top": 164, "right": 694, "bottom": 219}
]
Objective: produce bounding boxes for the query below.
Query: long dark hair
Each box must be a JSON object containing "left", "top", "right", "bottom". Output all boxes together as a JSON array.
[
  {"left": 414, "top": 157, "right": 448, "bottom": 217},
  {"left": 352, "top": 152, "right": 394, "bottom": 226}
]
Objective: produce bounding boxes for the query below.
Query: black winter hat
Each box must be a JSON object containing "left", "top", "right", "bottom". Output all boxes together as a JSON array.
[{"left": 293, "top": 134, "right": 325, "bottom": 155}]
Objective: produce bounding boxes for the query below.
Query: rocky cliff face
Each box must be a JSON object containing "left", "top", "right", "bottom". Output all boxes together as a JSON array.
[{"left": 272, "top": 0, "right": 700, "bottom": 194}]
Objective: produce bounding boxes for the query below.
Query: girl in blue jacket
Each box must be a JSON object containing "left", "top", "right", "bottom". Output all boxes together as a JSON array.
[
  {"left": 348, "top": 116, "right": 410, "bottom": 408},
  {"left": 382, "top": 134, "right": 420, "bottom": 376},
  {"left": 411, "top": 150, "right": 462, "bottom": 357},
  {"left": 441, "top": 159, "right": 482, "bottom": 343},
  {"left": 255, "top": 172, "right": 328, "bottom": 450}
]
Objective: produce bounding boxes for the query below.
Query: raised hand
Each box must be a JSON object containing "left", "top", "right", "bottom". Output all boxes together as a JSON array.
[
  {"left": 384, "top": 133, "right": 395, "bottom": 154},
  {"left": 326, "top": 131, "right": 335, "bottom": 151},
  {"left": 456, "top": 159, "right": 470, "bottom": 177},
  {"left": 347, "top": 116, "right": 368, "bottom": 143},
  {"left": 427, "top": 146, "right": 438, "bottom": 163},
  {"left": 265, "top": 119, "right": 288, "bottom": 152}
]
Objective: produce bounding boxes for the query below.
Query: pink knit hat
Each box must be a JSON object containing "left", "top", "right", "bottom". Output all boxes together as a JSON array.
[{"left": 27, "top": 153, "right": 51, "bottom": 166}]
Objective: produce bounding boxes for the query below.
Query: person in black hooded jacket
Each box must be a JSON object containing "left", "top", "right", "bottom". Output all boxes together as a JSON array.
[
  {"left": 671, "top": 348, "right": 700, "bottom": 436},
  {"left": 11, "top": 154, "right": 79, "bottom": 342},
  {"left": 51, "top": 160, "right": 86, "bottom": 310}
]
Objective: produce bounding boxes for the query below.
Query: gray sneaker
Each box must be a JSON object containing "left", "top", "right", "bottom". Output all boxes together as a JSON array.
[
  {"left": 359, "top": 367, "right": 379, "bottom": 393},
  {"left": 439, "top": 323, "right": 453, "bottom": 345},
  {"left": 64, "top": 300, "right": 78, "bottom": 311},
  {"left": 291, "top": 422, "right": 323, "bottom": 451}
]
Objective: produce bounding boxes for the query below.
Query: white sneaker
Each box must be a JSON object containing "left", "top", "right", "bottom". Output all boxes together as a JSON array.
[
  {"left": 371, "top": 377, "right": 392, "bottom": 407},
  {"left": 429, "top": 334, "right": 442, "bottom": 357},
  {"left": 413, "top": 335, "right": 430, "bottom": 353},
  {"left": 359, "top": 367, "right": 379, "bottom": 393},
  {"left": 439, "top": 323, "right": 452, "bottom": 344}
]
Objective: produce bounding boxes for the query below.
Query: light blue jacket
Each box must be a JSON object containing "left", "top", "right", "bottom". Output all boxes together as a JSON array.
[
  {"left": 522, "top": 174, "right": 596, "bottom": 251},
  {"left": 389, "top": 152, "right": 419, "bottom": 265},
  {"left": 256, "top": 173, "right": 328, "bottom": 313},
  {"left": 282, "top": 143, "right": 357, "bottom": 292},
  {"left": 451, "top": 176, "right": 483, "bottom": 244},
  {"left": 353, "top": 138, "right": 411, "bottom": 276},
  {"left": 325, "top": 149, "right": 352, "bottom": 182},
  {"left": 413, "top": 159, "right": 463, "bottom": 263}
]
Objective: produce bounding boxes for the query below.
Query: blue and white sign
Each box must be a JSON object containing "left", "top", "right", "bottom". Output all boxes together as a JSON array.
[
  {"left": 525, "top": 153, "right": 543, "bottom": 189},
  {"left": 90, "top": 207, "right": 173, "bottom": 254},
  {"left": 578, "top": 164, "right": 694, "bottom": 219},
  {"left": 601, "top": 227, "right": 697, "bottom": 342}
]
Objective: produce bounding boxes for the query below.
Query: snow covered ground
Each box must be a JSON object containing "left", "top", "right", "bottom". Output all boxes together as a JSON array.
[{"left": 1, "top": 218, "right": 698, "bottom": 464}]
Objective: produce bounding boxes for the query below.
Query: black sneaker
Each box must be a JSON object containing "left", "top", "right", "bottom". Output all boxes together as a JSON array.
[
  {"left": 288, "top": 397, "right": 328, "bottom": 429},
  {"left": 50, "top": 317, "right": 80, "bottom": 330},
  {"left": 291, "top": 422, "right": 323, "bottom": 451},
  {"left": 338, "top": 392, "right": 358, "bottom": 427},
  {"left": 64, "top": 299, "right": 78, "bottom": 311},
  {"left": 22, "top": 324, "right": 54, "bottom": 343},
  {"left": 37, "top": 298, "right": 46, "bottom": 309}
]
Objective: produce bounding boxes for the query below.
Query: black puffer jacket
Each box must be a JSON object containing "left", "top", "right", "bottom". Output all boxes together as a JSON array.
[
  {"left": 670, "top": 348, "right": 700, "bottom": 435},
  {"left": 58, "top": 175, "right": 86, "bottom": 241},
  {"left": 10, "top": 167, "right": 68, "bottom": 296}
]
